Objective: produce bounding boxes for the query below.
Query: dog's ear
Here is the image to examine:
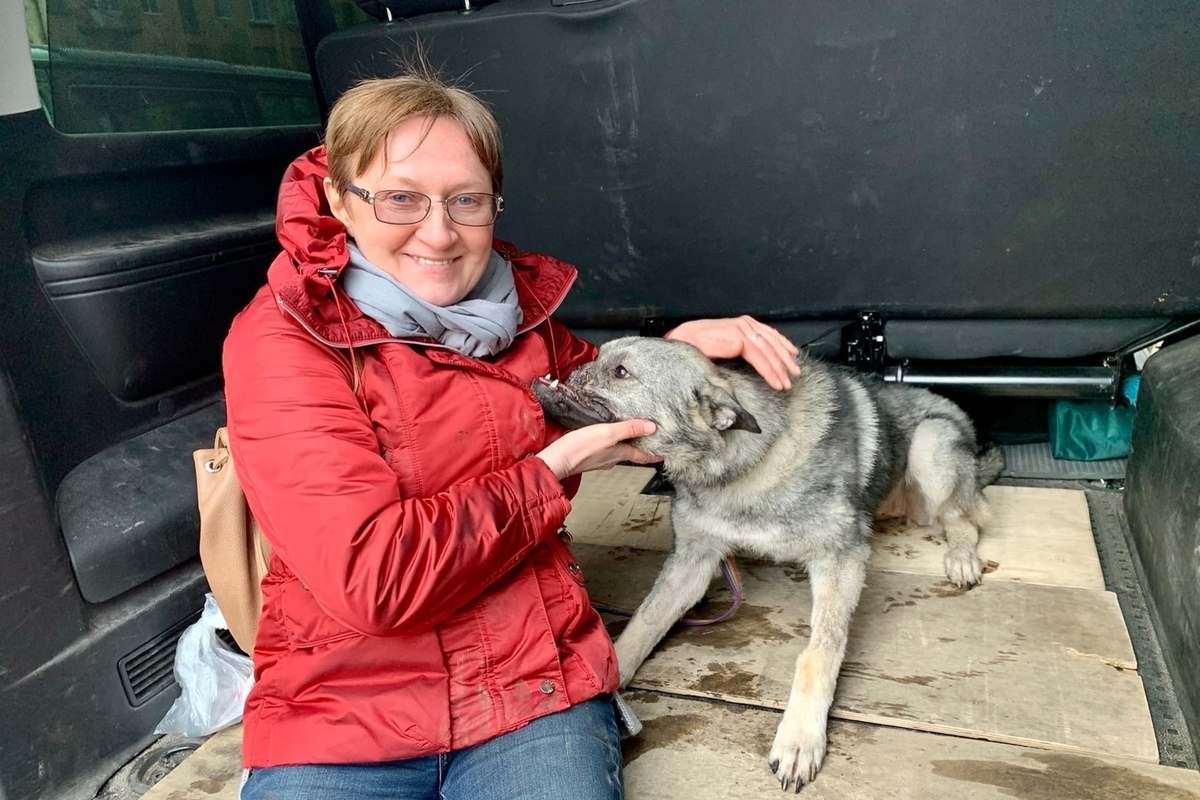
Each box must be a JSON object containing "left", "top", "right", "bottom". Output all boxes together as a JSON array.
[{"left": 698, "top": 382, "right": 761, "bottom": 434}]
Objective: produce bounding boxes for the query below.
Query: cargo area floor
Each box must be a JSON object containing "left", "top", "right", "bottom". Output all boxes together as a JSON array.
[{"left": 139, "top": 467, "right": 1200, "bottom": 799}]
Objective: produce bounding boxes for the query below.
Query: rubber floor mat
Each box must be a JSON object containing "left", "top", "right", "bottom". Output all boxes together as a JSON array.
[{"left": 1001, "top": 442, "right": 1126, "bottom": 480}]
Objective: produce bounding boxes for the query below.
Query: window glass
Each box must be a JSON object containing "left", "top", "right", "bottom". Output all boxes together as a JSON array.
[
  {"left": 26, "top": 0, "right": 321, "bottom": 133},
  {"left": 179, "top": 0, "right": 199, "bottom": 32},
  {"left": 249, "top": 0, "right": 271, "bottom": 24}
]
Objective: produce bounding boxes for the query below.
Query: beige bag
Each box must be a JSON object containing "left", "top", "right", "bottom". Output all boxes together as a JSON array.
[{"left": 194, "top": 427, "right": 272, "bottom": 654}]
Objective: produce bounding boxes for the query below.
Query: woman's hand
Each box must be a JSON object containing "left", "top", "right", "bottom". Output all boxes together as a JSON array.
[
  {"left": 666, "top": 316, "right": 801, "bottom": 391},
  {"left": 536, "top": 419, "right": 661, "bottom": 480}
]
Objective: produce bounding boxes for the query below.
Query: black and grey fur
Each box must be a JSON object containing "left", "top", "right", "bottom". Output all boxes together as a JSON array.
[{"left": 537, "top": 337, "right": 1003, "bottom": 791}]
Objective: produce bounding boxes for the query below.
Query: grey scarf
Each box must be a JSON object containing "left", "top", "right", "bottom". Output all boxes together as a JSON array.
[{"left": 342, "top": 243, "right": 523, "bottom": 358}]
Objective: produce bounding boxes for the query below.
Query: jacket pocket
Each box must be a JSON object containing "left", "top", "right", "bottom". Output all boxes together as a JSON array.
[
  {"left": 279, "top": 579, "right": 359, "bottom": 649},
  {"left": 547, "top": 529, "right": 586, "bottom": 587}
]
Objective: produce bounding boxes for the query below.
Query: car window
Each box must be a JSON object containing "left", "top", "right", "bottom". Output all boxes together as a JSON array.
[{"left": 22, "top": 0, "right": 366, "bottom": 133}]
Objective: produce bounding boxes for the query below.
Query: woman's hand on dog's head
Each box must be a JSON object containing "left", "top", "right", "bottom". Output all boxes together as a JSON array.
[
  {"left": 535, "top": 419, "right": 661, "bottom": 480},
  {"left": 665, "top": 316, "right": 801, "bottom": 391}
]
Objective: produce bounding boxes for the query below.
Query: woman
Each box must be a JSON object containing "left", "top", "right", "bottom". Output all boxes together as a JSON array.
[{"left": 224, "top": 72, "right": 799, "bottom": 800}]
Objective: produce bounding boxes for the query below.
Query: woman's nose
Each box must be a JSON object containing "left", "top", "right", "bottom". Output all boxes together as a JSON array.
[{"left": 414, "top": 202, "right": 458, "bottom": 247}]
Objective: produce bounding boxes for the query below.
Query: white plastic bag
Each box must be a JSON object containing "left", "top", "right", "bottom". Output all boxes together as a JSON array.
[{"left": 155, "top": 593, "right": 254, "bottom": 737}]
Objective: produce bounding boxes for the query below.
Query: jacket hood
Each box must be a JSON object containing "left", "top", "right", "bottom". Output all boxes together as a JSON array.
[
  {"left": 268, "top": 145, "right": 577, "bottom": 348},
  {"left": 275, "top": 145, "right": 350, "bottom": 279}
]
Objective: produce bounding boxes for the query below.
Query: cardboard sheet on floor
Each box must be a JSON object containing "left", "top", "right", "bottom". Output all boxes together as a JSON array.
[
  {"left": 566, "top": 468, "right": 1105, "bottom": 590},
  {"left": 141, "top": 724, "right": 241, "bottom": 800},
  {"left": 566, "top": 466, "right": 672, "bottom": 550},
  {"left": 137, "top": 695, "right": 1198, "bottom": 800},
  {"left": 622, "top": 692, "right": 1200, "bottom": 799},
  {"left": 872, "top": 485, "right": 1105, "bottom": 590},
  {"left": 578, "top": 544, "right": 1157, "bottom": 762}
]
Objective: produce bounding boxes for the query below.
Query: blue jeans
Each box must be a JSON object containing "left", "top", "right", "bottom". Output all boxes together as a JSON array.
[{"left": 241, "top": 695, "right": 623, "bottom": 800}]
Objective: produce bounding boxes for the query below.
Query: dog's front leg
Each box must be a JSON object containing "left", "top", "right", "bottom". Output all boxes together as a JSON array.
[
  {"left": 614, "top": 544, "right": 723, "bottom": 687},
  {"left": 769, "top": 546, "right": 868, "bottom": 791}
]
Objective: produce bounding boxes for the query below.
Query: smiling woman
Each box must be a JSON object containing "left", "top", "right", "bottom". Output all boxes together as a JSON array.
[{"left": 220, "top": 67, "right": 797, "bottom": 800}]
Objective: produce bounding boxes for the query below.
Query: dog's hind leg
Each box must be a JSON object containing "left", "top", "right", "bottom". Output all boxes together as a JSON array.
[
  {"left": 613, "top": 543, "right": 724, "bottom": 687},
  {"left": 908, "top": 419, "right": 986, "bottom": 587},
  {"left": 769, "top": 543, "right": 868, "bottom": 791}
]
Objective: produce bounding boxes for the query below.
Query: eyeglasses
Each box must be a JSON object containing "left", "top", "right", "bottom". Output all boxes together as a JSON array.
[{"left": 345, "top": 184, "right": 504, "bottom": 227}]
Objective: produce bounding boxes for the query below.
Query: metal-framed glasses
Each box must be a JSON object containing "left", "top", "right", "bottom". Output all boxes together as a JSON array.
[{"left": 345, "top": 184, "right": 504, "bottom": 226}]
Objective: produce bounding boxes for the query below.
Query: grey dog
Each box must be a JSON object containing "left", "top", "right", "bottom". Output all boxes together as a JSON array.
[{"left": 535, "top": 336, "right": 1003, "bottom": 791}]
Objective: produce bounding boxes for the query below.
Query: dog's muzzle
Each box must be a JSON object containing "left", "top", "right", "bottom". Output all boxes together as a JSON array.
[{"left": 532, "top": 375, "right": 617, "bottom": 429}]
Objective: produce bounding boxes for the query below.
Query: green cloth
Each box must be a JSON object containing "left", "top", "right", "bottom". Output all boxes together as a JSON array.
[{"left": 1049, "top": 400, "right": 1136, "bottom": 461}]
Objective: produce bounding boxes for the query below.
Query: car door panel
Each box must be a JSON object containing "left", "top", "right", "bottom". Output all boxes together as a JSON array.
[{"left": 0, "top": 49, "right": 319, "bottom": 800}]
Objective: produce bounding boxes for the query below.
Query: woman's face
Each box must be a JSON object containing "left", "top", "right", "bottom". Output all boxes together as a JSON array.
[{"left": 326, "top": 116, "right": 495, "bottom": 307}]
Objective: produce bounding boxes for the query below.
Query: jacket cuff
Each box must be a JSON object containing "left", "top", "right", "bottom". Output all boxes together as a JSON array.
[{"left": 514, "top": 456, "right": 572, "bottom": 540}]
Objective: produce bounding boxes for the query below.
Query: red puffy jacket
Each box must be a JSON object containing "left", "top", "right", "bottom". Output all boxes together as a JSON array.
[{"left": 223, "top": 146, "right": 615, "bottom": 768}]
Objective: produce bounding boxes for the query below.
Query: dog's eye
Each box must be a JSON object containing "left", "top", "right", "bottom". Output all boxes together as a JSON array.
[{"left": 612, "top": 365, "right": 630, "bottom": 379}]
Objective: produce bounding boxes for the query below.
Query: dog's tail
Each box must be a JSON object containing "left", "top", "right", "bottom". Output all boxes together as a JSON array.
[{"left": 975, "top": 443, "right": 1006, "bottom": 490}]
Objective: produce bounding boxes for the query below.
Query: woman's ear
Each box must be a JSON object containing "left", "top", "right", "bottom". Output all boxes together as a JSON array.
[{"left": 323, "top": 176, "right": 354, "bottom": 234}]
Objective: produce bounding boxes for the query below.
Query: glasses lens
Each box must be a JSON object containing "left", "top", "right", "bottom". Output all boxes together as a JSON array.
[
  {"left": 446, "top": 194, "right": 499, "bottom": 226},
  {"left": 374, "top": 190, "right": 431, "bottom": 224}
]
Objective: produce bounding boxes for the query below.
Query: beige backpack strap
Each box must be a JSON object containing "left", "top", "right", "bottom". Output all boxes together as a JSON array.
[
  {"left": 194, "top": 426, "right": 269, "bottom": 654},
  {"left": 196, "top": 346, "right": 359, "bottom": 653}
]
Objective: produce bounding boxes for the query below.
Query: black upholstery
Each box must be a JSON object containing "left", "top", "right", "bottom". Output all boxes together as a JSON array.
[
  {"left": 353, "top": 0, "right": 500, "bottom": 22},
  {"left": 317, "top": 0, "right": 1200, "bottom": 361}
]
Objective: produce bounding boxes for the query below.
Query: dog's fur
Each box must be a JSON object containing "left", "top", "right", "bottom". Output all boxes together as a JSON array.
[{"left": 542, "top": 337, "right": 1003, "bottom": 790}]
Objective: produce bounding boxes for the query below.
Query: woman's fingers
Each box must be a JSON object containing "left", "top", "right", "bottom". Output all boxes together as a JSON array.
[
  {"left": 736, "top": 319, "right": 798, "bottom": 391},
  {"left": 536, "top": 419, "right": 659, "bottom": 479},
  {"left": 587, "top": 420, "right": 660, "bottom": 470},
  {"left": 667, "top": 316, "right": 801, "bottom": 391},
  {"left": 608, "top": 418, "right": 656, "bottom": 443},
  {"left": 614, "top": 441, "right": 662, "bottom": 466}
]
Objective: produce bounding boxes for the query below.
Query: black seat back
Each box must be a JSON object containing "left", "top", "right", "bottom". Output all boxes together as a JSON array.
[{"left": 317, "top": 0, "right": 1200, "bottom": 359}]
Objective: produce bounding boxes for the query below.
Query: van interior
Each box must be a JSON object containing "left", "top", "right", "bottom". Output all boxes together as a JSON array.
[{"left": 1, "top": 1, "right": 1198, "bottom": 798}]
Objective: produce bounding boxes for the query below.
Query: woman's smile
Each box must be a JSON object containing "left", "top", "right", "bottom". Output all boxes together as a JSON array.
[{"left": 409, "top": 254, "right": 458, "bottom": 268}]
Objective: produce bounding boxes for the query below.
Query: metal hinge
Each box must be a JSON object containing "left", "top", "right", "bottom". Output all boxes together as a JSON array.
[{"left": 844, "top": 311, "right": 886, "bottom": 374}]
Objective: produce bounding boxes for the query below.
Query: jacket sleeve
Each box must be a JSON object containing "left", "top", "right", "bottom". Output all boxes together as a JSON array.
[
  {"left": 223, "top": 300, "right": 572, "bottom": 638},
  {"left": 545, "top": 316, "right": 598, "bottom": 380}
]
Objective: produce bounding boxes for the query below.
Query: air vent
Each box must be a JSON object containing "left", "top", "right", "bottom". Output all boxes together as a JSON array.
[
  {"left": 118, "top": 612, "right": 200, "bottom": 706},
  {"left": 215, "top": 626, "right": 246, "bottom": 656}
]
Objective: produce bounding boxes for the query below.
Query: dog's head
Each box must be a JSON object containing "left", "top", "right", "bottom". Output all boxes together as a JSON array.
[{"left": 537, "top": 337, "right": 760, "bottom": 457}]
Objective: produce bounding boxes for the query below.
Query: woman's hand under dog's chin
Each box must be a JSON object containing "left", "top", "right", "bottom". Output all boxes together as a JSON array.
[{"left": 535, "top": 419, "right": 661, "bottom": 480}]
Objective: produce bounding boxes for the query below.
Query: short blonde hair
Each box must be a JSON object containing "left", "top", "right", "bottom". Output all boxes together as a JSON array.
[{"left": 324, "top": 73, "right": 503, "bottom": 194}]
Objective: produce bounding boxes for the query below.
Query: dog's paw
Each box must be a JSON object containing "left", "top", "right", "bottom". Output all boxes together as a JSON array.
[
  {"left": 944, "top": 547, "right": 983, "bottom": 588},
  {"left": 768, "top": 709, "right": 828, "bottom": 792}
]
